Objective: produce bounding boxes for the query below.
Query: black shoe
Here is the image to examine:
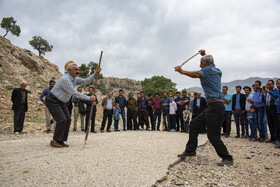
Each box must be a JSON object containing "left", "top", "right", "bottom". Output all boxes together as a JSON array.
[
  {"left": 46, "top": 129, "right": 51, "bottom": 133},
  {"left": 225, "top": 135, "right": 230, "bottom": 138},
  {"left": 177, "top": 151, "right": 196, "bottom": 158},
  {"left": 221, "top": 133, "right": 226, "bottom": 136},
  {"left": 91, "top": 131, "right": 97, "bottom": 133},
  {"left": 145, "top": 128, "right": 150, "bottom": 131},
  {"left": 274, "top": 141, "right": 280, "bottom": 148},
  {"left": 107, "top": 129, "right": 111, "bottom": 132},
  {"left": 235, "top": 135, "right": 240, "bottom": 138},
  {"left": 217, "top": 159, "right": 233, "bottom": 166},
  {"left": 265, "top": 139, "right": 274, "bottom": 143}
]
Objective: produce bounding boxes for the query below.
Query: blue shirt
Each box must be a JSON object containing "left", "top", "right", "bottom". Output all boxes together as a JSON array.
[
  {"left": 190, "top": 100, "right": 194, "bottom": 112},
  {"left": 179, "top": 96, "right": 190, "bottom": 109},
  {"left": 175, "top": 97, "right": 182, "bottom": 108},
  {"left": 277, "top": 91, "right": 280, "bottom": 114},
  {"left": 51, "top": 73, "right": 96, "bottom": 103},
  {"left": 161, "top": 97, "right": 170, "bottom": 111},
  {"left": 248, "top": 112, "right": 257, "bottom": 125},
  {"left": 199, "top": 65, "right": 223, "bottom": 102},
  {"left": 40, "top": 87, "right": 52, "bottom": 103},
  {"left": 223, "top": 93, "right": 232, "bottom": 111},
  {"left": 115, "top": 96, "right": 126, "bottom": 111},
  {"left": 114, "top": 107, "right": 121, "bottom": 120},
  {"left": 196, "top": 98, "right": 200, "bottom": 107},
  {"left": 253, "top": 89, "right": 265, "bottom": 108},
  {"left": 235, "top": 93, "right": 241, "bottom": 109}
]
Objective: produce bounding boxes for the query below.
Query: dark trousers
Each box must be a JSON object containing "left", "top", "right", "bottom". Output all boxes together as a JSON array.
[
  {"left": 101, "top": 109, "right": 113, "bottom": 131},
  {"left": 256, "top": 107, "right": 268, "bottom": 139},
  {"left": 185, "top": 102, "right": 233, "bottom": 160},
  {"left": 233, "top": 110, "right": 245, "bottom": 136},
  {"left": 138, "top": 110, "right": 149, "bottom": 129},
  {"left": 153, "top": 110, "right": 162, "bottom": 130},
  {"left": 45, "top": 95, "right": 71, "bottom": 142},
  {"left": 162, "top": 110, "right": 170, "bottom": 130},
  {"left": 13, "top": 104, "right": 26, "bottom": 133},
  {"left": 222, "top": 111, "right": 232, "bottom": 135},
  {"left": 85, "top": 111, "right": 96, "bottom": 132},
  {"left": 243, "top": 111, "right": 250, "bottom": 137},
  {"left": 266, "top": 105, "right": 277, "bottom": 141},
  {"left": 176, "top": 108, "right": 184, "bottom": 131},
  {"left": 170, "top": 114, "right": 176, "bottom": 130},
  {"left": 127, "top": 109, "right": 137, "bottom": 130},
  {"left": 148, "top": 110, "right": 154, "bottom": 129},
  {"left": 276, "top": 114, "right": 280, "bottom": 141}
]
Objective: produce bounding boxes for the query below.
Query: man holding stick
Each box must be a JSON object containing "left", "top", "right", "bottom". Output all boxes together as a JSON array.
[
  {"left": 174, "top": 50, "right": 233, "bottom": 166},
  {"left": 45, "top": 61, "right": 101, "bottom": 148}
]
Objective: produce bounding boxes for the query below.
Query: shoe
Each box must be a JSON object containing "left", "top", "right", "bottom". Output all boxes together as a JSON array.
[
  {"left": 265, "top": 139, "right": 274, "bottom": 143},
  {"left": 46, "top": 129, "right": 51, "bottom": 133},
  {"left": 58, "top": 141, "right": 69, "bottom": 147},
  {"left": 145, "top": 128, "right": 150, "bottom": 131},
  {"left": 50, "top": 140, "right": 63, "bottom": 148},
  {"left": 107, "top": 129, "right": 111, "bottom": 132},
  {"left": 123, "top": 129, "right": 127, "bottom": 131},
  {"left": 177, "top": 151, "right": 196, "bottom": 158},
  {"left": 171, "top": 129, "right": 176, "bottom": 132},
  {"left": 225, "top": 135, "right": 230, "bottom": 138},
  {"left": 50, "top": 119, "right": 54, "bottom": 124},
  {"left": 245, "top": 135, "right": 249, "bottom": 138},
  {"left": 73, "top": 129, "right": 76, "bottom": 132},
  {"left": 91, "top": 131, "right": 97, "bottom": 133},
  {"left": 114, "top": 129, "right": 120, "bottom": 132},
  {"left": 251, "top": 138, "right": 258, "bottom": 141},
  {"left": 100, "top": 129, "right": 104, "bottom": 133},
  {"left": 81, "top": 129, "right": 85, "bottom": 131},
  {"left": 235, "top": 135, "right": 240, "bottom": 138},
  {"left": 217, "top": 159, "right": 233, "bottom": 166},
  {"left": 221, "top": 133, "right": 226, "bottom": 136},
  {"left": 157, "top": 129, "right": 160, "bottom": 131},
  {"left": 259, "top": 138, "right": 266, "bottom": 142},
  {"left": 274, "top": 141, "right": 280, "bottom": 148},
  {"left": 14, "top": 132, "right": 20, "bottom": 135}
]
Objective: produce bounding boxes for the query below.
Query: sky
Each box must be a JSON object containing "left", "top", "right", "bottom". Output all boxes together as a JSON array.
[{"left": 1, "top": 0, "right": 279, "bottom": 90}]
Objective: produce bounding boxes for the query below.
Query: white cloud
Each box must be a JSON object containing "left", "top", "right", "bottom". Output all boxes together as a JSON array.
[{"left": 0, "top": 0, "right": 279, "bottom": 90}]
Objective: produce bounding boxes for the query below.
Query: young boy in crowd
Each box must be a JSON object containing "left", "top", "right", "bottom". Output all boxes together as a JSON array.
[
  {"left": 248, "top": 105, "right": 258, "bottom": 141},
  {"left": 183, "top": 104, "right": 191, "bottom": 133},
  {"left": 114, "top": 103, "right": 121, "bottom": 131},
  {"left": 169, "top": 96, "right": 177, "bottom": 132}
]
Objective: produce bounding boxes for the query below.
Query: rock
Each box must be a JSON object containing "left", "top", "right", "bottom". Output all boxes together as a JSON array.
[{"left": 245, "top": 153, "right": 252, "bottom": 159}]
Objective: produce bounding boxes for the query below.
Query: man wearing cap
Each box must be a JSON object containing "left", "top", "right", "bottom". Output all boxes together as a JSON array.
[
  {"left": 174, "top": 50, "right": 233, "bottom": 166},
  {"left": 45, "top": 61, "right": 101, "bottom": 148},
  {"left": 11, "top": 81, "right": 28, "bottom": 134}
]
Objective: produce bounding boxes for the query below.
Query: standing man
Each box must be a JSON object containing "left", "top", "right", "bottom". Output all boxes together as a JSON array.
[
  {"left": 147, "top": 93, "right": 154, "bottom": 130},
  {"left": 175, "top": 91, "right": 183, "bottom": 131},
  {"left": 222, "top": 86, "right": 232, "bottom": 137},
  {"left": 40, "top": 80, "right": 56, "bottom": 133},
  {"left": 243, "top": 86, "right": 253, "bottom": 138},
  {"left": 73, "top": 86, "right": 85, "bottom": 132},
  {"left": 45, "top": 61, "right": 101, "bottom": 148},
  {"left": 83, "top": 87, "right": 98, "bottom": 133},
  {"left": 177, "top": 91, "right": 190, "bottom": 132},
  {"left": 161, "top": 92, "right": 170, "bottom": 131},
  {"left": 115, "top": 89, "right": 127, "bottom": 131},
  {"left": 137, "top": 91, "right": 150, "bottom": 130},
  {"left": 11, "top": 81, "right": 28, "bottom": 134},
  {"left": 232, "top": 86, "right": 246, "bottom": 138},
  {"left": 152, "top": 93, "right": 162, "bottom": 130},
  {"left": 126, "top": 93, "right": 138, "bottom": 130},
  {"left": 248, "top": 80, "right": 268, "bottom": 142},
  {"left": 274, "top": 79, "right": 280, "bottom": 148},
  {"left": 101, "top": 91, "right": 115, "bottom": 132},
  {"left": 192, "top": 92, "right": 206, "bottom": 119},
  {"left": 175, "top": 50, "right": 233, "bottom": 166},
  {"left": 264, "top": 80, "right": 278, "bottom": 143}
]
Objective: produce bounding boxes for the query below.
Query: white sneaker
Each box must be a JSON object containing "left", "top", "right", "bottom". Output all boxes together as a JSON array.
[
  {"left": 14, "top": 132, "right": 20, "bottom": 135},
  {"left": 171, "top": 129, "right": 176, "bottom": 132}
]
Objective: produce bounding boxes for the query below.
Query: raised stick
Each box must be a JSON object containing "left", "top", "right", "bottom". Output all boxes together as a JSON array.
[
  {"left": 83, "top": 51, "right": 103, "bottom": 149},
  {"left": 180, "top": 52, "right": 200, "bottom": 67}
]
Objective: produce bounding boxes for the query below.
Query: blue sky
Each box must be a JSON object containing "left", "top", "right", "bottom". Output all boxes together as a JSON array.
[{"left": 1, "top": 0, "right": 279, "bottom": 90}]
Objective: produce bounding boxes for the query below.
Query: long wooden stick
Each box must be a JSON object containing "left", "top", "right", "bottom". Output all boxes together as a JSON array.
[
  {"left": 83, "top": 51, "right": 103, "bottom": 149},
  {"left": 180, "top": 52, "right": 200, "bottom": 67}
]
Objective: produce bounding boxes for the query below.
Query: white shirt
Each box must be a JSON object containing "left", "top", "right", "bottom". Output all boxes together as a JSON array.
[
  {"left": 169, "top": 101, "right": 177, "bottom": 115},
  {"left": 106, "top": 98, "right": 113, "bottom": 109},
  {"left": 245, "top": 93, "right": 253, "bottom": 111}
]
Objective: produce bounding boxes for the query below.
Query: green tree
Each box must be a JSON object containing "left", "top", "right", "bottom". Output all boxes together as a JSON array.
[
  {"left": 79, "top": 63, "right": 89, "bottom": 78},
  {"left": 29, "top": 36, "right": 53, "bottom": 56},
  {"left": 79, "top": 61, "right": 103, "bottom": 79},
  {"left": 1, "top": 17, "right": 21, "bottom": 38},
  {"left": 141, "top": 76, "right": 177, "bottom": 96}
]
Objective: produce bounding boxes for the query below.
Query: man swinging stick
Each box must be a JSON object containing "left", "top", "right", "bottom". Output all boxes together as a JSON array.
[
  {"left": 174, "top": 49, "right": 233, "bottom": 166},
  {"left": 45, "top": 60, "right": 101, "bottom": 148}
]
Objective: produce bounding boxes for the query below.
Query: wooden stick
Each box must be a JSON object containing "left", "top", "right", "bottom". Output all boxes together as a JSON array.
[
  {"left": 83, "top": 51, "right": 103, "bottom": 149},
  {"left": 180, "top": 52, "right": 200, "bottom": 67}
]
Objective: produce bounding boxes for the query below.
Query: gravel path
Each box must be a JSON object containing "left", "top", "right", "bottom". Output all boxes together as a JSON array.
[{"left": 0, "top": 131, "right": 207, "bottom": 187}]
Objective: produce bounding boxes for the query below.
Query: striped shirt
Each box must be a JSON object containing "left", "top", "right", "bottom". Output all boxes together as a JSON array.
[{"left": 51, "top": 73, "right": 95, "bottom": 103}]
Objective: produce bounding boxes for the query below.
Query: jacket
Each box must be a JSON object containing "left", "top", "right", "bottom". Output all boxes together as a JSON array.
[
  {"left": 193, "top": 97, "right": 206, "bottom": 116},
  {"left": 11, "top": 88, "right": 28, "bottom": 112},
  {"left": 232, "top": 93, "right": 246, "bottom": 111},
  {"left": 101, "top": 97, "right": 115, "bottom": 110}
]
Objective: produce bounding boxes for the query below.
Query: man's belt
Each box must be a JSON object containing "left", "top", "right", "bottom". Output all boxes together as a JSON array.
[
  {"left": 49, "top": 93, "right": 64, "bottom": 104},
  {"left": 206, "top": 98, "right": 223, "bottom": 105},
  {"left": 235, "top": 109, "right": 242, "bottom": 111}
]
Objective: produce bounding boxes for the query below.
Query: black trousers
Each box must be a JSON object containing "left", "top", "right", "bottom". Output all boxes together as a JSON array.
[
  {"left": 13, "top": 104, "right": 26, "bottom": 133},
  {"left": 148, "top": 110, "right": 154, "bottom": 129},
  {"left": 85, "top": 111, "right": 96, "bottom": 132},
  {"left": 100, "top": 109, "right": 113, "bottom": 131},
  {"left": 222, "top": 111, "right": 232, "bottom": 135},
  {"left": 185, "top": 102, "right": 233, "bottom": 160},
  {"left": 276, "top": 114, "right": 280, "bottom": 141},
  {"left": 233, "top": 110, "right": 245, "bottom": 136},
  {"left": 45, "top": 94, "right": 71, "bottom": 142},
  {"left": 127, "top": 109, "right": 137, "bottom": 130},
  {"left": 266, "top": 105, "right": 277, "bottom": 141},
  {"left": 139, "top": 110, "right": 149, "bottom": 129},
  {"left": 176, "top": 108, "right": 184, "bottom": 131}
]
